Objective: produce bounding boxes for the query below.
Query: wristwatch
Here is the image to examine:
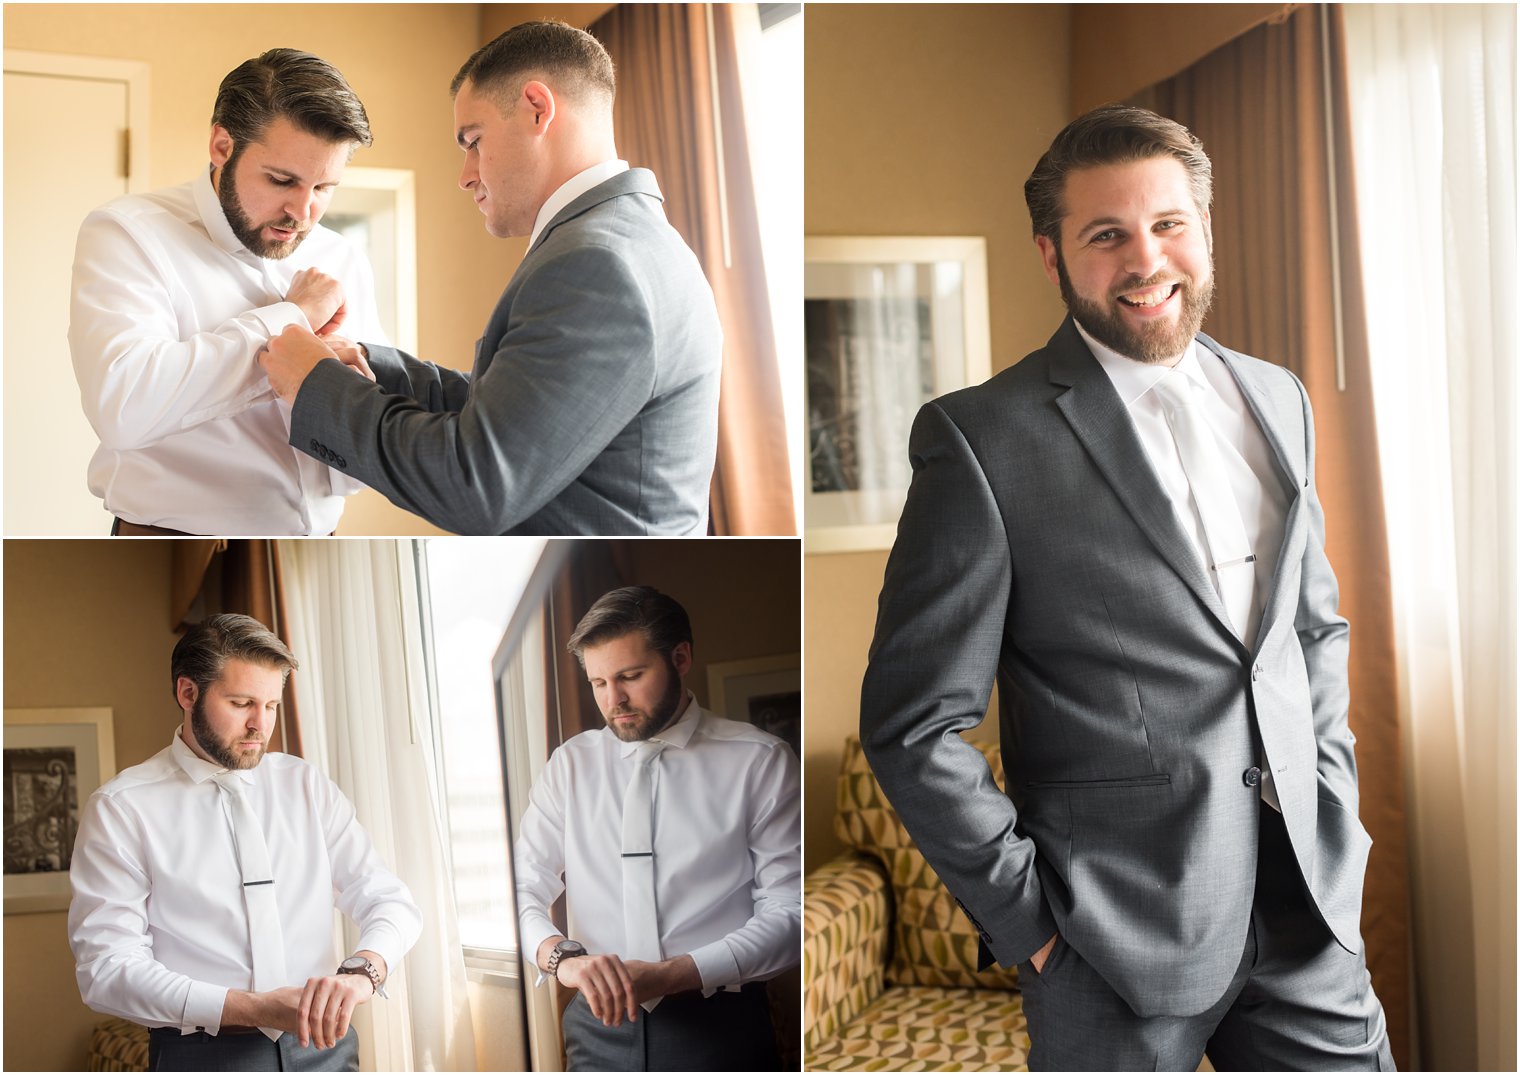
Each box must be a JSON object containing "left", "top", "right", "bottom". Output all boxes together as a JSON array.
[
  {"left": 338, "top": 954, "right": 387, "bottom": 998},
  {"left": 547, "top": 939, "right": 587, "bottom": 980}
]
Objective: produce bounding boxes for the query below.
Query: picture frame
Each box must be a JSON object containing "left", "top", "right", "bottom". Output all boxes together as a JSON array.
[
  {"left": 4, "top": 707, "right": 115, "bottom": 914},
  {"left": 706, "top": 655, "right": 801, "bottom": 757},
  {"left": 804, "top": 236, "right": 992, "bottom": 553}
]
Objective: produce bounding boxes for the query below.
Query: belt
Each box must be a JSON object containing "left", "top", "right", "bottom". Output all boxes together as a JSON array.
[
  {"left": 112, "top": 517, "right": 198, "bottom": 537},
  {"left": 149, "top": 1024, "right": 264, "bottom": 1037}
]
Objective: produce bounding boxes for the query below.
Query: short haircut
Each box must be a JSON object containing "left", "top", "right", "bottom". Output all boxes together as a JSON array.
[
  {"left": 567, "top": 586, "right": 692, "bottom": 665},
  {"left": 212, "top": 48, "right": 373, "bottom": 149},
  {"left": 450, "top": 20, "right": 616, "bottom": 109},
  {"left": 171, "top": 613, "right": 298, "bottom": 698},
  {"left": 1024, "top": 104, "right": 1213, "bottom": 246}
]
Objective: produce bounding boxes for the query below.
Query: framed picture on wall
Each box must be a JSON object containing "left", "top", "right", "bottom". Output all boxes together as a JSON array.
[
  {"left": 4, "top": 707, "right": 115, "bottom": 914},
  {"left": 706, "top": 655, "right": 800, "bottom": 758},
  {"left": 804, "top": 236, "right": 992, "bottom": 553}
]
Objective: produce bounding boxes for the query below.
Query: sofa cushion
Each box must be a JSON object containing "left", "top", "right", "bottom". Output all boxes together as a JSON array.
[
  {"left": 804, "top": 852, "right": 891, "bottom": 1053},
  {"left": 806, "top": 985, "right": 1030, "bottom": 1072},
  {"left": 835, "top": 736, "right": 1021, "bottom": 991}
]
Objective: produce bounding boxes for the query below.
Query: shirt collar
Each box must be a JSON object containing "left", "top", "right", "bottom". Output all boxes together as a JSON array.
[
  {"left": 1074, "top": 318, "right": 1209, "bottom": 408},
  {"left": 192, "top": 164, "right": 255, "bottom": 258},
  {"left": 170, "top": 727, "right": 255, "bottom": 786},
  {"left": 529, "top": 158, "right": 629, "bottom": 249},
  {"left": 615, "top": 691, "right": 702, "bottom": 758}
]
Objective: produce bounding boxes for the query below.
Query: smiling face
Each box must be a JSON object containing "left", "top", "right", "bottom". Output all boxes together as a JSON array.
[
  {"left": 210, "top": 116, "right": 352, "bottom": 259},
  {"left": 179, "top": 657, "right": 284, "bottom": 770},
  {"left": 454, "top": 78, "right": 550, "bottom": 239},
  {"left": 1038, "top": 156, "right": 1214, "bottom": 365},
  {"left": 582, "top": 632, "right": 692, "bottom": 743}
]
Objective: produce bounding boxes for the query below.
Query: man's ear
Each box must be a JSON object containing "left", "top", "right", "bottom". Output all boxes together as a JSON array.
[
  {"left": 1036, "top": 234, "right": 1062, "bottom": 288},
  {"left": 175, "top": 675, "right": 198, "bottom": 715},
  {"left": 209, "top": 125, "right": 235, "bottom": 171},
  {"left": 522, "top": 80, "right": 556, "bottom": 134},
  {"left": 670, "top": 641, "right": 693, "bottom": 678}
]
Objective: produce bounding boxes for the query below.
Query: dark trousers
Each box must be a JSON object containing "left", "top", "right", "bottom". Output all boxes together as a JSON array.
[
  {"left": 562, "top": 982, "right": 782, "bottom": 1072},
  {"left": 147, "top": 1025, "right": 358, "bottom": 1072},
  {"left": 1020, "top": 802, "right": 1396, "bottom": 1071}
]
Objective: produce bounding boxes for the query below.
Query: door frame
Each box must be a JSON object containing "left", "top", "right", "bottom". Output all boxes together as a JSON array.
[{"left": 4, "top": 49, "right": 150, "bottom": 191}]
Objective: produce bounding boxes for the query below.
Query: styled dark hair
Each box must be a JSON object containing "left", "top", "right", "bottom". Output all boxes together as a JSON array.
[
  {"left": 567, "top": 586, "right": 692, "bottom": 665},
  {"left": 451, "top": 20, "right": 615, "bottom": 108},
  {"left": 211, "top": 48, "right": 373, "bottom": 149},
  {"left": 171, "top": 613, "right": 298, "bottom": 698},
  {"left": 1024, "top": 104, "right": 1213, "bottom": 246}
]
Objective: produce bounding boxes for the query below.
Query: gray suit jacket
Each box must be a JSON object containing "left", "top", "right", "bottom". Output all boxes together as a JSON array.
[
  {"left": 289, "top": 168, "right": 722, "bottom": 535},
  {"left": 860, "top": 317, "right": 1369, "bottom": 1019}
]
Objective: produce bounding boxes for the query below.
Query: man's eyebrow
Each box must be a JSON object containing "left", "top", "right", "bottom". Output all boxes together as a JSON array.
[
  {"left": 456, "top": 123, "right": 481, "bottom": 149},
  {"left": 591, "top": 662, "right": 650, "bottom": 678}
]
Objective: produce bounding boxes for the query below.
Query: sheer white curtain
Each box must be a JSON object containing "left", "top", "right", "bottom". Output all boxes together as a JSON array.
[
  {"left": 1343, "top": 5, "right": 1516, "bottom": 1070},
  {"left": 280, "top": 539, "right": 478, "bottom": 1071}
]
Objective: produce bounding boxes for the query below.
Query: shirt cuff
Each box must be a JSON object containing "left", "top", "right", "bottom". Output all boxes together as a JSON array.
[
  {"left": 686, "top": 939, "right": 740, "bottom": 995},
  {"left": 250, "top": 300, "right": 311, "bottom": 337},
  {"left": 181, "top": 980, "right": 228, "bottom": 1035},
  {"left": 354, "top": 925, "right": 406, "bottom": 983},
  {"left": 519, "top": 916, "right": 560, "bottom": 989}
]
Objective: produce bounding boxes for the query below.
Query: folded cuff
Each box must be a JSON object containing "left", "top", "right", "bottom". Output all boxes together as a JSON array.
[
  {"left": 181, "top": 980, "right": 228, "bottom": 1035},
  {"left": 686, "top": 938, "right": 740, "bottom": 994}
]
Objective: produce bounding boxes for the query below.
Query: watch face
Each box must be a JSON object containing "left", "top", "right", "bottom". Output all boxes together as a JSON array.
[
  {"left": 558, "top": 941, "right": 586, "bottom": 958},
  {"left": 341, "top": 957, "right": 368, "bottom": 972}
]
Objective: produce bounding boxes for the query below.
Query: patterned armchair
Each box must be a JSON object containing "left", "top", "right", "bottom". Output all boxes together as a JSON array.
[
  {"left": 804, "top": 736, "right": 1030, "bottom": 1072},
  {"left": 88, "top": 1018, "right": 148, "bottom": 1071}
]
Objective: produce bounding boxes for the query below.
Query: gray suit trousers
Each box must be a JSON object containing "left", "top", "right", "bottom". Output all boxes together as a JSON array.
[
  {"left": 1018, "top": 803, "right": 1394, "bottom": 1072},
  {"left": 562, "top": 985, "right": 781, "bottom": 1072},
  {"left": 147, "top": 1025, "right": 358, "bottom": 1072}
]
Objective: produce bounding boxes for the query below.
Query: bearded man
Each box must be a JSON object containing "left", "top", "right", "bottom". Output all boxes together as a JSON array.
[
  {"left": 69, "top": 614, "right": 420, "bottom": 1071},
  {"left": 859, "top": 105, "right": 1394, "bottom": 1071},
  {"left": 514, "top": 586, "right": 800, "bottom": 1071},
  {"left": 69, "top": 49, "right": 383, "bottom": 536}
]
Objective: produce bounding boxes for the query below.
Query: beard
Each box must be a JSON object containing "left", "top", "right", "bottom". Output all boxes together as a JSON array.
[
  {"left": 1057, "top": 251, "right": 1215, "bottom": 365},
  {"left": 604, "top": 658, "right": 686, "bottom": 743},
  {"left": 217, "top": 144, "right": 310, "bottom": 260},
  {"left": 191, "top": 692, "right": 267, "bottom": 770}
]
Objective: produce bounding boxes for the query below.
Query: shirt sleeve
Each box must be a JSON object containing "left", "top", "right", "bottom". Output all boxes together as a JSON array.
[
  {"left": 513, "top": 755, "right": 571, "bottom": 985},
  {"left": 318, "top": 775, "right": 422, "bottom": 977},
  {"left": 68, "top": 791, "right": 231, "bottom": 1034},
  {"left": 68, "top": 205, "right": 302, "bottom": 452},
  {"left": 685, "top": 743, "right": 802, "bottom": 991}
]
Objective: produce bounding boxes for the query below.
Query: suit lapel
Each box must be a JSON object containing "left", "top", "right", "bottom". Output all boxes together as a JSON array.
[
  {"left": 1199, "top": 335, "right": 1308, "bottom": 658},
  {"left": 1047, "top": 319, "right": 1238, "bottom": 642}
]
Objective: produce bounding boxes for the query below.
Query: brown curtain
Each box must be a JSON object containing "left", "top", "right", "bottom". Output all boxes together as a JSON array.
[
  {"left": 543, "top": 540, "right": 636, "bottom": 751},
  {"left": 167, "top": 539, "right": 305, "bottom": 758},
  {"left": 590, "top": 3, "right": 796, "bottom": 536},
  {"left": 1140, "top": 6, "right": 1410, "bottom": 1065}
]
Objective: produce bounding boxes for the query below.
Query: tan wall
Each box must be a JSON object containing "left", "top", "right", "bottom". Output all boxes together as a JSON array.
[
  {"left": 481, "top": 2, "right": 615, "bottom": 37},
  {"left": 3, "top": 540, "right": 181, "bottom": 1073},
  {"left": 1070, "top": 3, "right": 1286, "bottom": 113},
  {"left": 803, "top": 3, "right": 1071, "bottom": 870},
  {"left": 2, "top": 4, "right": 569, "bottom": 536}
]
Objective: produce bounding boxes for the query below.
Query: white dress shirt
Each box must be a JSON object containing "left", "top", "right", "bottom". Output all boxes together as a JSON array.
[
  {"left": 1076, "top": 320, "right": 1290, "bottom": 645},
  {"left": 528, "top": 158, "right": 630, "bottom": 249},
  {"left": 68, "top": 169, "right": 388, "bottom": 535},
  {"left": 69, "top": 731, "right": 421, "bottom": 1034},
  {"left": 515, "top": 696, "right": 801, "bottom": 991}
]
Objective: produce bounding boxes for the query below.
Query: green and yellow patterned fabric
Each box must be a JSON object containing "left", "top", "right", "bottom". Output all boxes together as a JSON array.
[
  {"left": 804, "top": 852, "right": 891, "bottom": 1054},
  {"left": 834, "top": 736, "right": 1021, "bottom": 991},
  {"left": 88, "top": 1018, "right": 148, "bottom": 1072},
  {"left": 807, "top": 985, "right": 1030, "bottom": 1072}
]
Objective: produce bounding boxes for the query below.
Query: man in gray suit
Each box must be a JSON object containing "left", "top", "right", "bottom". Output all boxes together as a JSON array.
[
  {"left": 860, "top": 106, "right": 1394, "bottom": 1071},
  {"left": 260, "top": 21, "right": 721, "bottom": 535}
]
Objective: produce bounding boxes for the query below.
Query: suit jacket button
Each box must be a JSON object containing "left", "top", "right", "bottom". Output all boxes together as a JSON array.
[{"left": 1243, "top": 766, "right": 1262, "bottom": 787}]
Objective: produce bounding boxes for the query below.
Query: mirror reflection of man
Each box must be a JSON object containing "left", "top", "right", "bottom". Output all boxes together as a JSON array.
[
  {"left": 69, "top": 614, "right": 420, "bottom": 1072},
  {"left": 69, "top": 49, "right": 383, "bottom": 537},
  {"left": 260, "top": 22, "right": 723, "bottom": 536},
  {"left": 515, "top": 587, "right": 800, "bottom": 1071},
  {"left": 862, "top": 106, "right": 1395, "bottom": 1071}
]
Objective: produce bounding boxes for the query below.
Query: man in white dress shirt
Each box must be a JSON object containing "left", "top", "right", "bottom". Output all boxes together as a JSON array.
[
  {"left": 259, "top": 22, "right": 722, "bottom": 536},
  {"left": 69, "top": 49, "right": 383, "bottom": 537},
  {"left": 515, "top": 586, "right": 800, "bottom": 1071},
  {"left": 69, "top": 614, "right": 421, "bottom": 1072},
  {"left": 860, "top": 106, "right": 1393, "bottom": 1070}
]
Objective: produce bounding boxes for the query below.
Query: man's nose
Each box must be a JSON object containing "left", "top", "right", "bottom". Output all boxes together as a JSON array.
[
  {"left": 1126, "top": 231, "right": 1167, "bottom": 280},
  {"left": 285, "top": 188, "right": 318, "bottom": 223},
  {"left": 459, "top": 159, "right": 478, "bottom": 192}
]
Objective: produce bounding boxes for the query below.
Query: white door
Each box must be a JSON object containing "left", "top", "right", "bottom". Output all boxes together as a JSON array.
[{"left": 4, "top": 52, "right": 148, "bottom": 535}]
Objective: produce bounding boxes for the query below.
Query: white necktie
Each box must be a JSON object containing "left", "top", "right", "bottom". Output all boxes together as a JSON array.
[
  {"left": 214, "top": 773, "right": 287, "bottom": 1040},
  {"left": 621, "top": 741, "right": 665, "bottom": 1012},
  {"left": 1152, "top": 373, "right": 1280, "bottom": 810}
]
